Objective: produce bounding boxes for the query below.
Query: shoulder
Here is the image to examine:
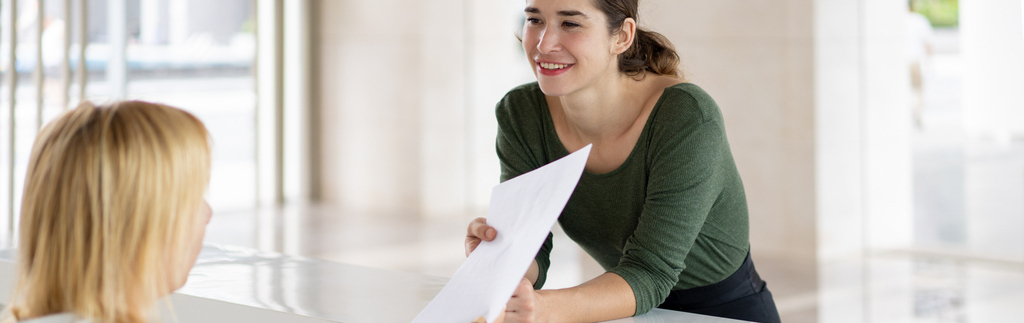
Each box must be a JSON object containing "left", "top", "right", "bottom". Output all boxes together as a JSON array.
[
  {"left": 655, "top": 82, "right": 724, "bottom": 125},
  {"left": 496, "top": 82, "right": 546, "bottom": 127},
  {"left": 497, "top": 82, "right": 543, "bottom": 111},
  {"left": 644, "top": 83, "right": 732, "bottom": 164}
]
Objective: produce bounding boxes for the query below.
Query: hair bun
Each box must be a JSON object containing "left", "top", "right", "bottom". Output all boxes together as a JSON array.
[{"left": 620, "top": 28, "right": 680, "bottom": 78}]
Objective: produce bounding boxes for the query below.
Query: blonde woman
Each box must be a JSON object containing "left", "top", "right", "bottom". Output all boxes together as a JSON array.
[{"left": 1, "top": 101, "right": 213, "bottom": 323}]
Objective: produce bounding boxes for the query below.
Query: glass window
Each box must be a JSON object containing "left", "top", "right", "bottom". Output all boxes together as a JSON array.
[{"left": 1, "top": 0, "right": 258, "bottom": 243}]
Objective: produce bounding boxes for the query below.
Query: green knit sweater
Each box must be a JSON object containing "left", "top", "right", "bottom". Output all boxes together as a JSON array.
[{"left": 495, "top": 82, "right": 751, "bottom": 315}]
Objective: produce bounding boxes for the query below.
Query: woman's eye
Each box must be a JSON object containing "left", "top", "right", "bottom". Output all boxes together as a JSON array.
[
  {"left": 526, "top": 17, "right": 542, "bottom": 25},
  {"left": 562, "top": 21, "right": 581, "bottom": 28}
]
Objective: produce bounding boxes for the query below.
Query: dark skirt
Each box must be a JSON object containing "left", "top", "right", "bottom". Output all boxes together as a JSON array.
[{"left": 657, "top": 252, "right": 781, "bottom": 323}]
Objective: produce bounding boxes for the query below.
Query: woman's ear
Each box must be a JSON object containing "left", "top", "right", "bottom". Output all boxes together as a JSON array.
[{"left": 612, "top": 18, "right": 637, "bottom": 55}]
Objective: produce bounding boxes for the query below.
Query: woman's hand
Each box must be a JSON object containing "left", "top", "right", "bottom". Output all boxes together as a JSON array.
[
  {"left": 465, "top": 217, "right": 498, "bottom": 256},
  {"left": 503, "top": 277, "right": 547, "bottom": 323}
]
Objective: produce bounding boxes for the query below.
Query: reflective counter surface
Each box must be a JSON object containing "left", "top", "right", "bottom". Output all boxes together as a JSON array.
[{"left": 0, "top": 245, "right": 746, "bottom": 322}]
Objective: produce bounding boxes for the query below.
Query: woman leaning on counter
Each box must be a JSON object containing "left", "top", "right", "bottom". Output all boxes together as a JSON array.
[{"left": 465, "top": 0, "right": 782, "bottom": 322}]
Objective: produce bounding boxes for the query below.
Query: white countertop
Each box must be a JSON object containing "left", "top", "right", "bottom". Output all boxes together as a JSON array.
[{"left": 0, "top": 245, "right": 747, "bottom": 323}]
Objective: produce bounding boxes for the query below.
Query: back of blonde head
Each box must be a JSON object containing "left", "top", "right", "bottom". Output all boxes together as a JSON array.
[{"left": 2, "top": 101, "right": 211, "bottom": 323}]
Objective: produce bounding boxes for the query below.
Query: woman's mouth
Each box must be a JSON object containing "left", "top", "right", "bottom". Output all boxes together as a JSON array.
[
  {"left": 537, "top": 62, "right": 573, "bottom": 76},
  {"left": 539, "top": 62, "right": 571, "bottom": 70}
]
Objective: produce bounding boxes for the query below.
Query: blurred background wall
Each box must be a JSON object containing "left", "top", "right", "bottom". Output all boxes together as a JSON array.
[{"left": 313, "top": 1, "right": 534, "bottom": 218}]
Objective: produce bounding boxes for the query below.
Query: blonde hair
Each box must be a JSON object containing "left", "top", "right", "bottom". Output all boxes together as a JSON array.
[{"left": 2, "top": 101, "right": 211, "bottom": 323}]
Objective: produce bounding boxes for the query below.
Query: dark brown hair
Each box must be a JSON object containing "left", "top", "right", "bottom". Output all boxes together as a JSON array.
[{"left": 594, "top": 0, "right": 681, "bottom": 78}]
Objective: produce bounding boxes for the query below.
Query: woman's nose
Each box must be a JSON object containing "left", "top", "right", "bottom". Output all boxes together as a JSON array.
[{"left": 537, "top": 28, "right": 560, "bottom": 53}]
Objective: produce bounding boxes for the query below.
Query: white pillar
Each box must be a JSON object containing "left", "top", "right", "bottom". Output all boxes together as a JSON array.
[
  {"left": 168, "top": 0, "right": 188, "bottom": 45},
  {"left": 962, "top": 0, "right": 1024, "bottom": 141},
  {"left": 814, "top": 2, "right": 868, "bottom": 321},
  {"left": 139, "top": 0, "right": 162, "bottom": 45},
  {"left": 36, "top": 0, "right": 45, "bottom": 131},
  {"left": 283, "top": 0, "right": 310, "bottom": 204},
  {"left": 814, "top": 0, "right": 865, "bottom": 261},
  {"left": 5, "top": 0, "right": 19, "bottom": 247},
  {"left": 962, "top": 0, "right": 1024, "bottom": 262},
  {"left": 107, "top": 0, "right": 127, "bottom": 99},
  {"left": 862, "top": 0, "right": 912, "bottom": 251},
  {"left": 256, "top": 0, "right": 284, "bottom": 206}
]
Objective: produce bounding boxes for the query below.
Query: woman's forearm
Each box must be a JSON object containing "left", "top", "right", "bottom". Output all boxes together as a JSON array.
[{"left": 536, "top": 272, "right": 636, "bottom": 323}]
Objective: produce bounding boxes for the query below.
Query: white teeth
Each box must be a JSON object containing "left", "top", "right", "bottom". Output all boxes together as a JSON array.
[{"left": 539, "top": 62, "right": 569, "bottom": 70}]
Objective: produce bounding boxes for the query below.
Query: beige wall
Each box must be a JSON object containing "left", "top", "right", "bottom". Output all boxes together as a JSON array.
[
  {"left": 316, "top": 0, "right": 423, "bottom": 215},
  {"left": 314, "top": 0, "right": 531, "bottom": 217}
]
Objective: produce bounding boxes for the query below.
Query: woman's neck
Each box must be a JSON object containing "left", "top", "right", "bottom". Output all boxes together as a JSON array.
[{"left": 552, "top": 73, "right": 647, "bottom": 144}]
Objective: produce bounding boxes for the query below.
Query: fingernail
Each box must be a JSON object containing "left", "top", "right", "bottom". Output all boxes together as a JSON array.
[{"left": 487, "top": 228, "right": 496, "bottom": 239}]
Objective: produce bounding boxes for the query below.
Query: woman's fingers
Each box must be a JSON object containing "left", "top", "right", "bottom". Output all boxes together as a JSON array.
[
  {"left": 504, "top": 278, "right": 538, "bottom": 322},
  {"left": 468, "top": 217, "right": 497, "bottom": 240},
  {"left": 465, "top": 217, "right": 497, "bottom": 256},
  {"left": 509, "top": 277, "right": 535, "bottom": 307}
]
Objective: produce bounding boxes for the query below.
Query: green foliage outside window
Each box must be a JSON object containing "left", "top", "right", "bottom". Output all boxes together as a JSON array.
[{"left": 911, "top": 0, "right": 959, "bottom": 28}]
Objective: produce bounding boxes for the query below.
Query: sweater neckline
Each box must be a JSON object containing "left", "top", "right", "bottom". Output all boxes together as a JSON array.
[{"left": 535, "top": 82, "right": 683, "bottom": 178}]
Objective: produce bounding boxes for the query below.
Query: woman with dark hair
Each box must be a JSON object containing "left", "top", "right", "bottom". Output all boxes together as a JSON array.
[{"left": 464, "top": 0, "right": 781, "bottom": 322}]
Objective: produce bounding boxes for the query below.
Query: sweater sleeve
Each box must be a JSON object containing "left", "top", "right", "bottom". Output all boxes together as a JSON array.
[
  {"left": 606, "top": 88, "right": 732, "bottom": 315},
  {"left": 494, "top": 86, "right": 553, "bottom": 289}
]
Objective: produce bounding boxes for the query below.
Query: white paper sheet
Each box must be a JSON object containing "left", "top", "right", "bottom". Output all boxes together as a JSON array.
[{"left": 411, "top": 144, "right": 592, "bottom": 323}]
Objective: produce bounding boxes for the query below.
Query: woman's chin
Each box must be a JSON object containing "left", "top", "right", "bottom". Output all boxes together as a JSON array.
[{"left": 536, "top": 80, "right": 573, "bottom": 97}]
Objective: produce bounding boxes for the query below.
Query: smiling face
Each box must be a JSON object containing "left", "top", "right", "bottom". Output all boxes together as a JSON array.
[{"left": 523, "top": 0, "right": 632, "bottom": 96}]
